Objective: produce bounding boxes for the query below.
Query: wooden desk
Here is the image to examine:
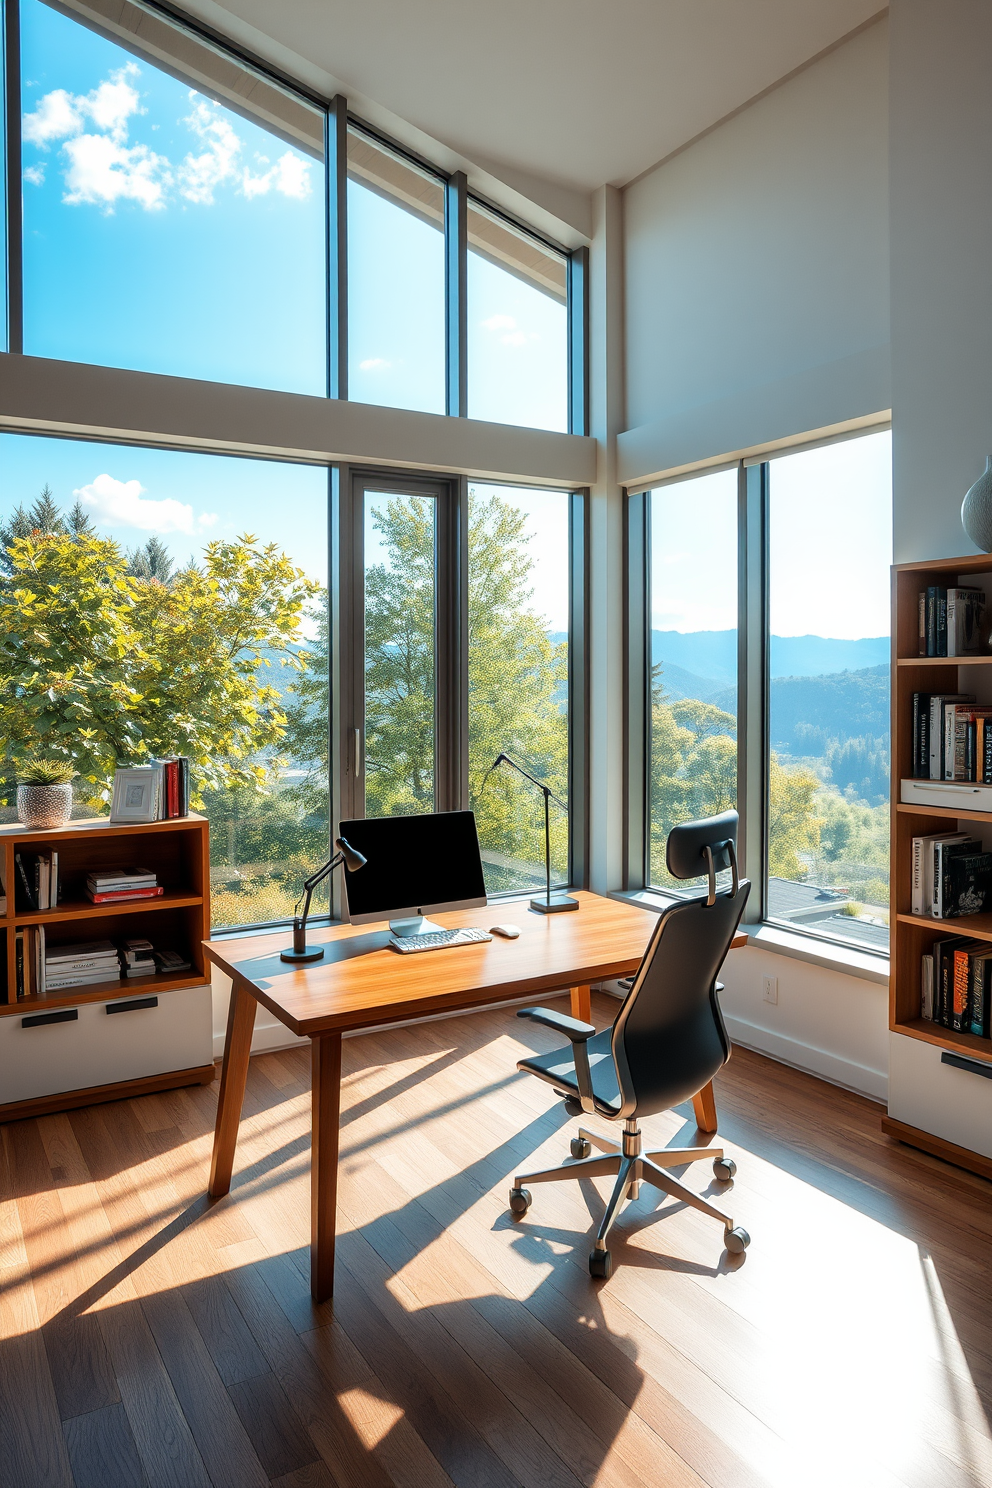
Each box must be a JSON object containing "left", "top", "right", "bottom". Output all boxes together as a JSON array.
[{"left": 204, "top": 891, "right": 747, "bottom": 1299}]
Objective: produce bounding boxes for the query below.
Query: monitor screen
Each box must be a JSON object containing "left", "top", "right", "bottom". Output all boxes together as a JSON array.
[{"left": 338, "top": 811, "right": 487, "bottom": 923}]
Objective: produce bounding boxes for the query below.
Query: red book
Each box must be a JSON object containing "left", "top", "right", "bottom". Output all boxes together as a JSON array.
[
  {"left": 166, "top": 760, "right": 178, "bottom": 818},
  {"left": 87, "top": 886, "right": 165, "bottom": 904}
]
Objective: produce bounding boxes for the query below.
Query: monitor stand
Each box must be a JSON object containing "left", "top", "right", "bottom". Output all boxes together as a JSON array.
[{"left": 388, "top": 914, "right": 445, "bottom": 938}]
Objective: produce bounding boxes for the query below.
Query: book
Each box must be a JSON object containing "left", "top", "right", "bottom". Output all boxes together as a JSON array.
[
  {"left": 14, "top": 852, "right": 36, "bottom": 911},
  {"left": 918, "top": 591, "right": 927, "bottom": 656},
  {"left": 926, "top": 585, "right": 948, "bottom": 656},
  {"left": 153, "top": 949, "right": 191, "bottom": 973},
  {"left": 45, "top": 938, "right": 117, "bottom": 964},
  {"left": 912, "top": 693, "right": 930, "bottom": 778},
  {"left": 87, "top": 886, "right": 164, "bottom": 904},
  {"left": 87, "top": 866, "right": 157, "bottom": 888},
  {"left": 970, "top": 952, "right": 992, "bottom": 1037},
  {"left": 933, "top": 837, "right": 980, "bottom": 917},
  {"left": 921, "top": 953, "right": 934, "bottom": 1020},
  {"left": 915, "top": 832, "right": 969, "bottom": 916},
  {"left": 945, "top": 706, "right": 992, "bottom": 780},
  {"left": 952, "top": 948, "right": 971, "bottom": 1031},
  {"left": 934, "top": 936, "right": 968, "bottom": 1025},
  {"left": 929, "top": 694, "right": 973, "bottom": 778},
  {"left": 44, "top": 955, "right": 120, "bottom": 976},
  {"left": 946, "top": 587, "right": 986, "bottom": 656},
  {"left": 940, "top": 850, "right": 992, "bottom": 918},
  {"left": 45, "top": 968, "right": 121, "bottom": 991}
]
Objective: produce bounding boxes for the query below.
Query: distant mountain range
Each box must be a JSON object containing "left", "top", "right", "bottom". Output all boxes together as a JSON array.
[{"left": 652, "top": 630, "right": 889, "bottom": 682}]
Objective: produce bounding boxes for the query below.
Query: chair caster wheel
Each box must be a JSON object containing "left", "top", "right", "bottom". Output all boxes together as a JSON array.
[
  {"left": 570, "top": 1137, "right": 591, "bottom": 1159},
  {"left": 724, "top": 1226, "right": 750, "bottom": 1254},
  {"left": 563, "top": 1096, "right": 583, "bottom": 1118},
  {"left": 713, "top": 1157, "right": 737, "bottom": 1182},
  {"left": 509, "top": 1187, "right": 532, "bottom": 1217},
  {"left": 588, "top": 1248, "right": 612, "bottom": 1279}
]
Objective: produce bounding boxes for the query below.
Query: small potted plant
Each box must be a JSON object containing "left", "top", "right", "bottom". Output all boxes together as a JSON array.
[{"left": 16, "top": 761, "right": 76, "bottom": 829}]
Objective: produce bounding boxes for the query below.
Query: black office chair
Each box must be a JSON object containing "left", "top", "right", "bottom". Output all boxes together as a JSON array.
[{"left": 508, "top": 810, "right": 751, "bottom": 1279}]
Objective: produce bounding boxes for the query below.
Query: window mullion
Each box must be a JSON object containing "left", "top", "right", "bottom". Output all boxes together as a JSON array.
[
  {"left": 568, "top": 248, "right": 588, "bottom": 436},
  {"left": 445, "top": 171, "right": 467, "bottom": 417},
  {"left": 4, "top": 0, "right": 23, "bottom": 354},
  {"left": 740, "top": 462, "right": 769, "bottom": 922},
  {"left": 623, "top": 489, "right": 649, "bottom": 890},
  {"left": 327, "top": 94, "right": 348, "bottom": 399}
]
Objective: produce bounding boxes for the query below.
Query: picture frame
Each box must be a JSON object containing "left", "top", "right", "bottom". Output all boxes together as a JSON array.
[{"left": 110, "top": 768, "right": 159, "bottom": 824}]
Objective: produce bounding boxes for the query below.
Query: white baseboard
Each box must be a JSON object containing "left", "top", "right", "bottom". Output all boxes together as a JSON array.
[{"left": 722, "top": 1012, "right": 887, "bottom": 1103}]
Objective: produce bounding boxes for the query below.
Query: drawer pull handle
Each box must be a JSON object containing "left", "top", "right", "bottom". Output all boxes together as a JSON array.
[
  {"left": 941, "top": 1051, "right": 992, "bottom": 1081},
  {"left": 107, "top": 997, "right": 159, "bottom": 1015},
  {"left": 22, "top": 1009, "right": 78, "bottom": 1029}
]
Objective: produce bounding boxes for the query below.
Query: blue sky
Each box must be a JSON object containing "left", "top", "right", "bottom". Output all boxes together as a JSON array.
[
  {"left": 651, "top": 431, "right": 892, "bottom": 639},
  {"left": 18, "top": 0, "right": 568, "bottom": 430}
]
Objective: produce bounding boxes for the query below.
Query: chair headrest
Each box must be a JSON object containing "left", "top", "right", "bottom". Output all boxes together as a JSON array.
[{"left": 666, "top": 810, "right": 739, "bottom": 880}]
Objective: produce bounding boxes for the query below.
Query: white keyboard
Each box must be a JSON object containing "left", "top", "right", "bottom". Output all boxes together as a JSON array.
[{"left": 389, "top": 927, "right": 492, "bottom": 954}]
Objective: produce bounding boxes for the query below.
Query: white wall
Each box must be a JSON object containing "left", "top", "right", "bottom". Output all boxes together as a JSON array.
[{"left": 621, "top": 17, "right": 890, "bottom": 486}]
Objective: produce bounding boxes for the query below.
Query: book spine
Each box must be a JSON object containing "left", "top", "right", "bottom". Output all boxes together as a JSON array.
[
  {"left": 944, "top": 707, "right": 956, "bottom": 779},
  {"left": 967, "top": 720, "right": 977, "bottom": 781},
  {"left": 929, "top": 697, "right": 943, "bottom": 779},
  {"left": 912, "top": 837, "right": 925, "bottom": 916},
  {"left": 952, "top": 950, "right": 970, "bottom": 1032},
  {"left": 933, "top": 842, "right": 945, "bottom": 918},
  {"left": 922, "top": 955, "right": 934, "bottom": 1020},
  {"left": 88, "top": 886, "right": 164, "bottom": 903},
  {"left": 971, "top": 961, "right": 989, "bottom": 1037},
  {"left": 918, "top": 696, "right": 930, "bottom": 779},
  {"left": 44, "top": 958, "right": 120, "bottom": 974},
  {"left": 947, "top": 589, "right": 959, "bottom": 657},
  {"left": 919, "top": 592, "right": 927, "bottom": 656},
  {"left": 927, "top": 588, "right": 937, "bottom": 656},
  {"left": 937, "top": 591, "right": 948, "bottom": 655},
  {"left": 15, "top": 932, "right": 23, "bottom": 999},
  {"left": 15, "top": 853, "right": 35, "bottom": 912}
]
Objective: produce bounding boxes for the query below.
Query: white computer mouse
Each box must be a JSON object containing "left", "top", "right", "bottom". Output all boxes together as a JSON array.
[{"left": 489, "top": 923, "right": 521, "bottom": 939}]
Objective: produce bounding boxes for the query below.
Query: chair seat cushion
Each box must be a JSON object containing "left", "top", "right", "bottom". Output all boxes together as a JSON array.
[{"left": 516, "top": 1029, "right": 622, "bottom": 1116}]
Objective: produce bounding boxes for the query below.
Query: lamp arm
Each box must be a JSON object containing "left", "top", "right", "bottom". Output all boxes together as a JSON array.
[
  {"left": 295, "top": 850, "right": 344, "bottom": 917},
  {"left": 480, "top": 751, "right": 568, "bottom": 814}
]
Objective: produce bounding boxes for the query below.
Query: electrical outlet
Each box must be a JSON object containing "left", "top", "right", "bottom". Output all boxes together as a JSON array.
[{"left": 762, "top": 975, "right": 778, "bottom": 1005}]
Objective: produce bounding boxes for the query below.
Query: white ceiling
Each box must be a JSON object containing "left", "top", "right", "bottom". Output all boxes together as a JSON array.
[{"left": 188, "top": 0, "right": 884, "bottom": 198}]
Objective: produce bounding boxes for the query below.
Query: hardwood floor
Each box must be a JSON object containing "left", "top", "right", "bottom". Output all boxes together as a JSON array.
[{"left": 2, "top": 991, "right": 991, "bottom": 1488}]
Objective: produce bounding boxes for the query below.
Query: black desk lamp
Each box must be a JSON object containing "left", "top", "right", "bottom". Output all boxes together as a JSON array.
[
  {"left": 281, "top": 836, "right": 368, "bottom": 963},
  {"left": 480, "top": 753, "right": 578, "bottom": 914}
]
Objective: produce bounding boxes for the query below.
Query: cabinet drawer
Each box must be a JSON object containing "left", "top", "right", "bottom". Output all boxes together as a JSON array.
[
  {"left": 888, "top": 1032, "right": 992, "bottom": 1161},
  {"left": 0, "top": 985, "right": 212, "bottom": 1105}
]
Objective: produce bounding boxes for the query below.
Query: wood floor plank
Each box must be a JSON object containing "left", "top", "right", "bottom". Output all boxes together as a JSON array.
[
  {"left": 63, "top": 1401, "right": 149, "bottom": 1488},
  {"left": 227, "top": 1369, "right": 321, "bottom": 1480}
]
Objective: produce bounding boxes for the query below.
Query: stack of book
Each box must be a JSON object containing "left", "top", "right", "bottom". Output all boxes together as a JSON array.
[
  {"left": 44, "top": 937, "right": 121, "bottom": 993},
  {"left": 918, "top": 585, "right": 987, "bottom": 656},
  {"left": 14, "top": 849, "right": 60, "bottom": 911},
  {"left": 909, "top": 691, "right": 992, "bottom": 782},
  {"left": 120, "top": 937, "right": 156, "bottom": 977},
  {"left": 86, "top": 866, "right": 163, "bottom": 904},
  {"left": 912, "top": 831, "right": 992, "bottom": 919},
  {"left": 922, "top": 936, "right": 992, "bottom": 1035}
]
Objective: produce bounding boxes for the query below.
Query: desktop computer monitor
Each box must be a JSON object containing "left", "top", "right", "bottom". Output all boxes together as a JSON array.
[{"left": 338, "top": 810, "right": 487, "bottom": 935}]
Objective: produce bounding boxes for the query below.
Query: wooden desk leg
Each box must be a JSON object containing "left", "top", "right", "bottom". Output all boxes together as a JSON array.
[
  {"left": 208, "top": 980, "right": 257, "bottom": 1198},
  {"left": 692, "top": 1081, "right": 718, "bottom": 1133},
  {"left": 570, "top": 985, "right": 592, "bottom": 1023},
  {"left": 311, "top": 1032, "right": 343, "bottom": 1302}
]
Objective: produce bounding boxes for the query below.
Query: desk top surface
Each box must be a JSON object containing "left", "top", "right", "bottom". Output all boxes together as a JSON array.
[{"left": 204, "top": 891, "right": 686, "bottom": 1037}]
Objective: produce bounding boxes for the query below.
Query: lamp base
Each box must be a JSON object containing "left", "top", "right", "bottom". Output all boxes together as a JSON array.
[
  {"left": 529, "top": 895, "right": 580, "bottom": 914},
  {"left": 280, "top": 945, "right": 325, "bottom": 963}
]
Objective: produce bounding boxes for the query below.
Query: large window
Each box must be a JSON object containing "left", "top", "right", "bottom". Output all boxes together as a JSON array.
[
  {"left": 647, "top": 469, "right": 738, "bottom": 891},
  {"left": 6, "top": 0, "right": 583, "bottom": 426},
  {"left": 20, "top": 0, "right": 326, "bottom": 393},
  {"left": 347, "top": 129, "right": 446, "bottom": 414},
  {"left": 0, "top": 433, "right": 329, "bottom": 931},
  {"left": 467, "top": 201, "right": 569, "bottom": 432},
  {"left": 468, "top": 483, "right": 570, "bottom": 894},
  {"left": 630, "top": 429, "right": 892, "bottom": 954},
  {"left": 767, "top": 433, "right": 892, "bottom": 951}
]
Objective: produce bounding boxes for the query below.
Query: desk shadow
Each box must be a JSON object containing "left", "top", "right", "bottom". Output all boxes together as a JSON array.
[{"left": 235, "top": 930, "right": 393, "bottom": 986}]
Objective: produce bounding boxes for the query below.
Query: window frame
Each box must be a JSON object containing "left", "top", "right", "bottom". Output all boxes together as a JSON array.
[
  {"left": 2, "top": 0, "right": 588, "bottom": 430},
  {"left": 625, "top": 430, "right": 891, "bottom": 960}
]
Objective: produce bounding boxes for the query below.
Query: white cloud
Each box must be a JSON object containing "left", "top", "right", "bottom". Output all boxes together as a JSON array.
[
  {"left": 359, "top": 357, "right": 392, "bottom": 372},
  {"left": 22, "top": 68, "right": 310, "bottom": 213},
  {"left": 75, "top": 473, "right": 216, "bottom": 534},
  {"left": 501, "top": 331, "right": 528, "bottom": 347},
  {"left": 178, "top": 100, "right": 241, "bottom": 204},
  {"left": 22, "top": 89, "right": 84, "bottom": 145},
  {"left": 63, "top": 134, "right": 170, "bottom": 210},
  {"left": 481, "top": 314, "right": 516, "bottom": 332}
]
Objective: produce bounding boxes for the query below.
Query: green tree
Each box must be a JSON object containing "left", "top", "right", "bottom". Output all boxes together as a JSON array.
[
  {"left": 126, "top": 535, "right": 176, "bottom": 583},
  {"left": 0, "top": 529, "right": 318, "bottom": 806},
  {"left": 0, "top": 485, "right": 95, "bottom": 572}
]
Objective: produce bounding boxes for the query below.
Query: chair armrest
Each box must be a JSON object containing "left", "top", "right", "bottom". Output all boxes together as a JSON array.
[{"left": 517, "top": 1007, "right": 596, "bottom": 1041}]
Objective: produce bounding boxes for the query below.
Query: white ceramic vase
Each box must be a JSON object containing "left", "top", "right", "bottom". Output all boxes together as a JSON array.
[
  {"left": 961, "top": 456, "right": 992, "bottom": 552},
  {"left": 17, "top": 783, "right": 73, "bottom": 830}
]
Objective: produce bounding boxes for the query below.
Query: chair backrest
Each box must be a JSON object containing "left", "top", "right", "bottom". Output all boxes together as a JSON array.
[{"left": 610, "top": 812, "right": 750, "bottom": 1119}]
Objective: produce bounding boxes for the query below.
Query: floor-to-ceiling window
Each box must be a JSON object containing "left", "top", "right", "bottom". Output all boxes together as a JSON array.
[{"left": 629, "top": 428, "right": 892, "bottom": 953}]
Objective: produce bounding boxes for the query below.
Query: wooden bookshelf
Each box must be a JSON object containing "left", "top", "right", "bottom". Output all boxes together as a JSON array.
[
  {"left": 0, "top": 815, "right": 213, "bottom": 1119},
  {"left": 889, "top": 556, "right": 992, "bottom": 1174}
]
